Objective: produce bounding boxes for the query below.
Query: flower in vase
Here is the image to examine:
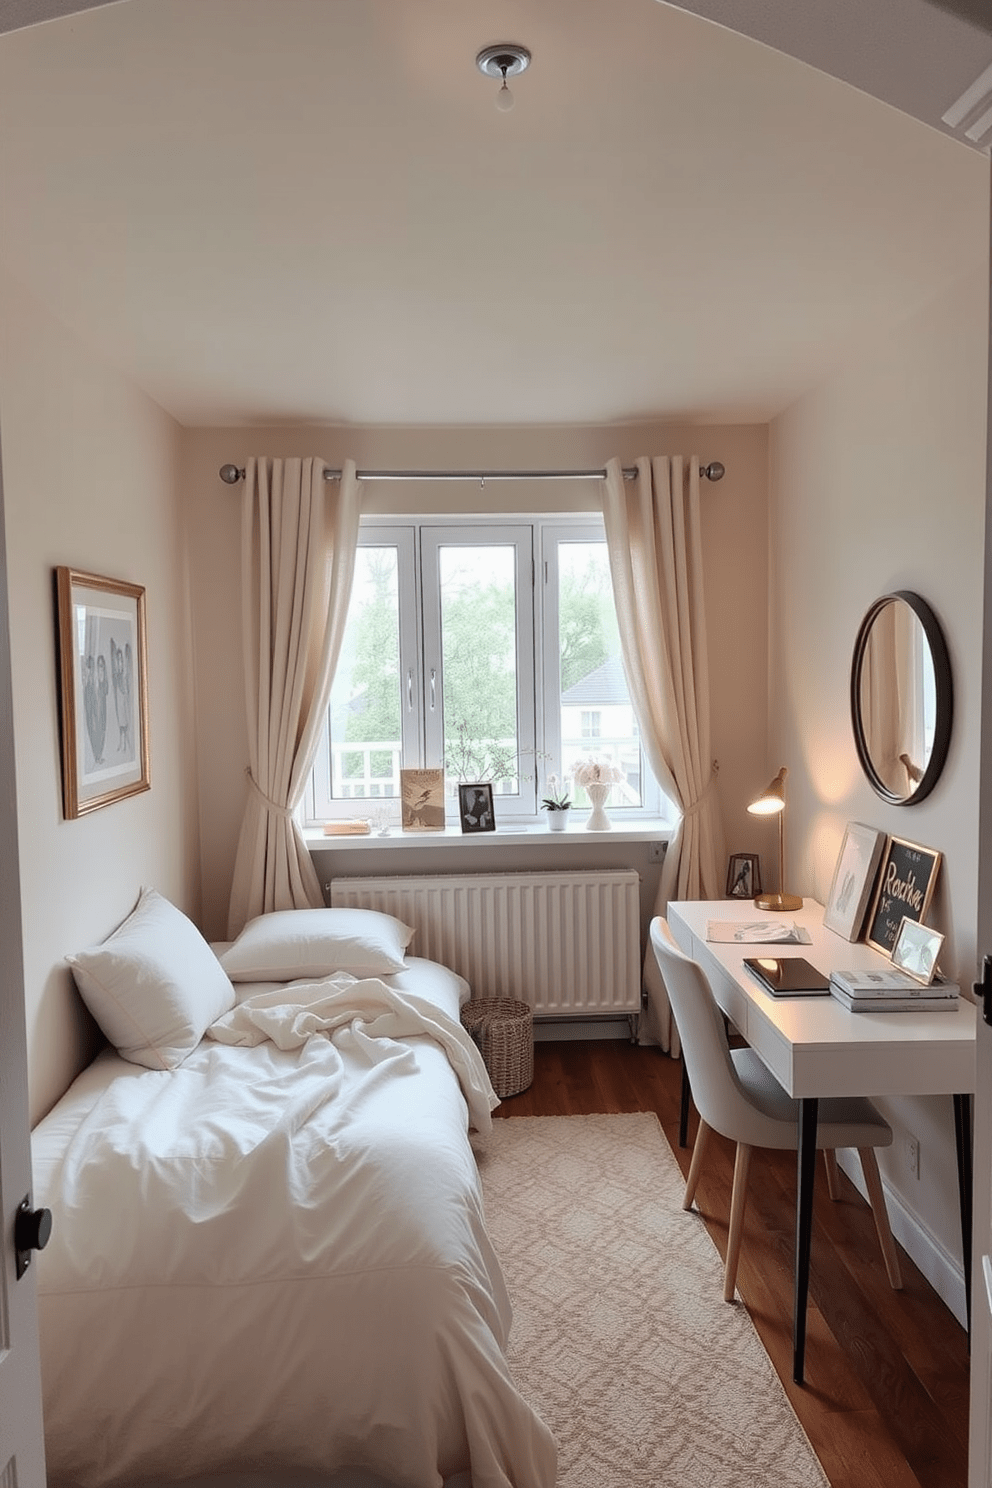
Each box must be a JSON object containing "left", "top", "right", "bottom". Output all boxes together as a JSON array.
[
  {"left": 571, "top": 756, "right": 624, "bottom": 791},
  {"left": 541, "top": 773, "right": 572, "bottom": 811}
]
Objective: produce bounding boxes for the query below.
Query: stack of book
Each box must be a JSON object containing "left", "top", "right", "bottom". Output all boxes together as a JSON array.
[
  {"left": 829, "top": 967, "right": 959, "bottom": 1013},
  {"left": 321, "top": 819, "right": 372, "bottom": 836}
]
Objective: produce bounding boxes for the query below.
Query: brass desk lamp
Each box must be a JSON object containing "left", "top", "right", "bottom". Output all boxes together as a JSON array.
[{"left": 746, "top": 766, "right": 803, "bottom": 913}]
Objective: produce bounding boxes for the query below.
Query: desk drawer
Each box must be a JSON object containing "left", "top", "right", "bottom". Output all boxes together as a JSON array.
[{"left": 705, "top": 961, "right": 750, "bottom": 1038}]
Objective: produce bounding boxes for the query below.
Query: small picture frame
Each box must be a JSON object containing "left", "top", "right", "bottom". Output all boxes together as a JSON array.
[
  {"left": 864, "top": 835, "right": 943, "bottom": 956},
  {"left": 726, "top": 853, "right": 761, "bottom": 899},
  {"left": 400, "top": 768, "right": 445, "bottom": 831},
  {"left": 890, "top": 916, "right": 944, "bottom": 985},
  {"left": 56, "top": 567, "right": 150, "bottom": 819},
  {"left": 458, "top": 782, "right": 495, "bottom": 834},
  {"left": 823, "top": 822, "right": 886, "bottom": 942}
]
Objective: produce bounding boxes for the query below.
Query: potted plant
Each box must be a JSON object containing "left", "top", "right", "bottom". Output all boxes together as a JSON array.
[{"left": 541, "top": 773, "right": 572, "bottom": 831}]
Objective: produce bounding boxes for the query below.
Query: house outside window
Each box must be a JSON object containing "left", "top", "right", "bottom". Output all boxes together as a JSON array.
[{"left": 305, "top": 515, "right": 669, "bottom": 825}]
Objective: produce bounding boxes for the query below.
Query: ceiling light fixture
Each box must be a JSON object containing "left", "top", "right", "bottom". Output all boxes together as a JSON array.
[{"left": 476, "top": 43, "right": 530, "bottom": 112}]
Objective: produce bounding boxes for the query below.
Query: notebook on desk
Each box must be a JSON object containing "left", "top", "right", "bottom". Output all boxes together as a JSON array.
[{"left": 742, "top": 955, "right": 831, "bottom": 997}]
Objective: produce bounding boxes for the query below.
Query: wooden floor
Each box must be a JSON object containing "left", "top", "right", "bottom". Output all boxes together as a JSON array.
[{"left": 493, "top": 1038, "right": 970, "bottom": 1488}]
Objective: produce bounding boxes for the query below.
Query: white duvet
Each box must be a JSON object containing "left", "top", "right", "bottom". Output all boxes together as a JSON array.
[{"left": 32, "top": 958, "right": 556, "bottom": 1488}]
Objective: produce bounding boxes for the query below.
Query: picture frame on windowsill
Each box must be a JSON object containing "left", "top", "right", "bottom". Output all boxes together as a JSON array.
[{"left": 458, "top": 782, "right": 495, "bottom": 834}]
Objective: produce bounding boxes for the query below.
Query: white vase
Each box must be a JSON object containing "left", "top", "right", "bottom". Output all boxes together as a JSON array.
[
  {"left": 584, "top": 781, "right": 612, "bottom": 831},
  {"left": 546, "top": 807, "right": 570, "bottom": 832}
]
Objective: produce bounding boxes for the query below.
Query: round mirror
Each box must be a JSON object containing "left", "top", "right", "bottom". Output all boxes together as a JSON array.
[{"left": 850, "top": 591, "right": 952, "bottom": 805}]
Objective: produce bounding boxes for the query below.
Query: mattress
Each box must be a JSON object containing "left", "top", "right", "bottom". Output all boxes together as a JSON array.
[{"left": 32, "top": 957, "right": 555, "bottom": 1488}]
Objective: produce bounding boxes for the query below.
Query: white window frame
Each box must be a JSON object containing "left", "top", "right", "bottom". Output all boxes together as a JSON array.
[
  {"left": 537, "top": 518, "right": 664, "bottom": 820},
  {"left": 308, "top": 524, "right": 419, "bottom": 820},
  {"left": 305, "top": 513, "right": 669, "bottom": 825},
  {"left": 420, "top": 524, "right": 537, "bottom": 815}
]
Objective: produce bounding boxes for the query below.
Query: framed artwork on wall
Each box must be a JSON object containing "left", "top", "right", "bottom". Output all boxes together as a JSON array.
[
  {"left": 55, "top": 567, "right": 150, "bottom": 818},
  {"left": 864, "top": 835, "right": 942, "bottom": 956},
  {"left": 822, "top": 821, "right": 886, "bottom": 941}
]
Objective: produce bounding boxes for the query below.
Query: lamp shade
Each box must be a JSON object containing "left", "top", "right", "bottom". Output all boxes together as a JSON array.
[{"left": 747, "top": 766, "right": 788, "bottom": 815}]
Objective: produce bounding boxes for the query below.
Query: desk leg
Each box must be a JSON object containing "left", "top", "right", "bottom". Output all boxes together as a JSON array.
[
  {"left": 679, "top": 1058, "right": 691, "bottom": 1148},
  {"left": 953, "top": 1092, "right": 972, "bottom": 1333},
  {"left": 794, "top": 1096, "right": 819, "bottom": 1385}
]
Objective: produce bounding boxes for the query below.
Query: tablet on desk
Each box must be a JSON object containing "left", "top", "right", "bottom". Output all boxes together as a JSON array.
[{"left": 743, "top": 955, "right": 831, "bottom": 997}]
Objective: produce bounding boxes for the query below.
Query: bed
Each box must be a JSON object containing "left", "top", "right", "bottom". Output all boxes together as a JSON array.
[{"left": 31, "top": 891, "right": 556, "bottom": 1488}]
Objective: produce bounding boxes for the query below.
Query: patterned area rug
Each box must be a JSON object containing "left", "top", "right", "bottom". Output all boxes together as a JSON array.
[{"left": 474, "top": 1112, "right": 830, "bottom": 1488}]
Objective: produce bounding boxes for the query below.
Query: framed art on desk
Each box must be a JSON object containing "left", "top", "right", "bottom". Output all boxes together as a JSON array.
[
  {"left": 727, "top": 853, "right": 761, "bottom": 898},
  {"left": 823, "top": 822, "right": 886, "bottom": 941},
  {"left": 864, "top": 835, "right": 942, "bottom": 956}
]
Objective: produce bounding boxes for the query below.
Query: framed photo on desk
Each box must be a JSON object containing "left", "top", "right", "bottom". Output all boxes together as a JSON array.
[{"left": 864, "top": 835, "right": 942, "bottom": 956}]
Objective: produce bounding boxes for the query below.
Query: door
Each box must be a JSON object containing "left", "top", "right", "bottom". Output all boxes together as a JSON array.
[
  {"left": 0, "top": 422, "right": 46, "bottom": 1480},
  {"left": 969, "top": 191, "right": 992, "bottom": 1488}
]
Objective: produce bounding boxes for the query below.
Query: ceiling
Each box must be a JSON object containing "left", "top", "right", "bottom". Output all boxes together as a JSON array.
[{"left": 0, "top": 0, "right": 988, "bottom": 430}]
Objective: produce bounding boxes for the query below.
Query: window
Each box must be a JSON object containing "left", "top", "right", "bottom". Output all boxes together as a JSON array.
[{"left": 306, "top": 516, "right": 667, "bottom": 824}]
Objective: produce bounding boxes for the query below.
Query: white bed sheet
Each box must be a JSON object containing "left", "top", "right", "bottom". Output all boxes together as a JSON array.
[{"left": 32, "top": 957, "right": 555, "bottom": 1488}]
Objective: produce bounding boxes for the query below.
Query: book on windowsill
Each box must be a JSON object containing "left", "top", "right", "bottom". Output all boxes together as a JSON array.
[
  {"left": 829, "top": 968, "right": 959, "bottom": 999},
  {"left": 322, "top": 819, "right": 372, "bottom": 836},
  {"left": 829, "top": 982, "right": 960, "bottom": 1014}
]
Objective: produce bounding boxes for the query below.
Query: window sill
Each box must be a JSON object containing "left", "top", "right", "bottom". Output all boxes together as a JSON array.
[{"left": 304, "top": 820, "right": 674, "bottom": 851}]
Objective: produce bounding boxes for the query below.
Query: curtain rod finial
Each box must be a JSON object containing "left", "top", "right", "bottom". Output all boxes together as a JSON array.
[{"left": 219, "top": 464, "right": 244, "bottom": 484}]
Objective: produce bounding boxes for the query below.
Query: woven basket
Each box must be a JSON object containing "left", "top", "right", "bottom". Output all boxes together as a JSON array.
[{"left": 460, "top": 997, "right": 534, "bottom": 1098}]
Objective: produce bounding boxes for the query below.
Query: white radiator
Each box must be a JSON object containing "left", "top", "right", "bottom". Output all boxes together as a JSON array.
[{"left": 329, "top": 871, "right": 641, "bottom": 1018}]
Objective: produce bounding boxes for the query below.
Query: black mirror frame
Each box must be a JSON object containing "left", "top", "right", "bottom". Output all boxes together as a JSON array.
[{"left": 850, "top": 590, "right": 953, "bottom": 806}]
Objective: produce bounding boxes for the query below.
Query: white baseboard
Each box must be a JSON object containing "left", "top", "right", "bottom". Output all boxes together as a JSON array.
[{"left": 836, "top": 1149, "right": 967, "bottom": 1327}]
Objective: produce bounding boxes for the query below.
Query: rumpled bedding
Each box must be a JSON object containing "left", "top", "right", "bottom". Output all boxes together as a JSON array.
[{"left": 32, "top": 957, "right": 556, "bottom": 1488}]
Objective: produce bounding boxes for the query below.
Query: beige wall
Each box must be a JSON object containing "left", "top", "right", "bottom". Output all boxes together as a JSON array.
[
  {"left": 769, "top": 255, "right": 990, "bottom": 1286},
  {"left": 182, "top": 421, "right": 769, "bottom": 940},
  {"left": 0, "top": 269, "right": 201, "bottom": 1124}
]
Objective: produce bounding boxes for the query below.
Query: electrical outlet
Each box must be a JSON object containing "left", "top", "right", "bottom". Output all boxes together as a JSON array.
[
  {"left": 906, "top": 1135, "right": 920, "bottom": 1180},
  {"left": 648, "top": 841, "right": 666, "bottom": 863}
]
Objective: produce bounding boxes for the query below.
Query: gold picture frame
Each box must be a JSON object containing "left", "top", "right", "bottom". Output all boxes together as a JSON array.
[
  {"left": 56, "top": 567, "right": 150, "bottom": 818},
  {"left": 864, "top": 834, "right": 942, "bottom": 957}
]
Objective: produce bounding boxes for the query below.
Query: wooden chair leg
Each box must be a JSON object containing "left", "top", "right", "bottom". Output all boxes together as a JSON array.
[
  {"left": 724, "top": 1142, "right": 753, "bottom": 1302},
  {"left": 823, "top": 1148, "right": 841, "bottom": 1200},
  {"left": 859, "top": 1146, "right": 903, "bottom": 1290},
  {"left": 683, "top": 1120, "right": 711, "bottom": 1211}
]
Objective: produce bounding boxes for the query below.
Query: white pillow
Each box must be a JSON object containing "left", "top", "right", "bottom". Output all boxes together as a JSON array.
[
  {"left": 220, "top": 907, "right": 414, "bottom": 982},
  {"left": 66, "top": 888, "right": 235, "bottom": 1070}
]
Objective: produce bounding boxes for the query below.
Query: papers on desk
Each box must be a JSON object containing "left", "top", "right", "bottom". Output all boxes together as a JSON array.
[{"left": 706, "top": 919, "right": 812, "bottom": 944}]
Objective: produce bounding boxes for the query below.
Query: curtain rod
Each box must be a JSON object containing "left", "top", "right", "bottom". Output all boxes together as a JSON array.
[{"left": 217, "top": 461, "right": 726, "bottom": 486}]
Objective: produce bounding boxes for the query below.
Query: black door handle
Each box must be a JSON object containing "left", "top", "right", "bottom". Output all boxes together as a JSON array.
[
  {"left": 15, "top": 1195, "right": 52, "bottom": 1279},
  {"left": 974, "top": 953, "right": 992, "bottom": 1029}
]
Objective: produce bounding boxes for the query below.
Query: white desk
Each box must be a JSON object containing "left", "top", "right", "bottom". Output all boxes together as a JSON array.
[{"left": 667, "top": 898, "right": 976, "bottom": 1382}]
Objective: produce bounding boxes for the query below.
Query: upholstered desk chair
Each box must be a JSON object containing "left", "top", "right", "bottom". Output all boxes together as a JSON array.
[{"left": 649, "top": 917, "right": 903, "bottom": 1301}]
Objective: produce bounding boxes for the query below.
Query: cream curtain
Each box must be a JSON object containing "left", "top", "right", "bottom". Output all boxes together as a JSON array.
[
  {"left": 602, "top": 455, "right": 725, "bottom": 1053},
  {"left": 227, "top": 456, "right": 361, "bottom": 939}
]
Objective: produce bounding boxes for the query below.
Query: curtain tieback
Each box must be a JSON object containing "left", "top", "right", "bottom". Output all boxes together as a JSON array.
[
  {"left": 681, "top": 768, "right": 718, "bottom": 820},
  {"left": 246, "top": 768, "right": 293, "bottom": 819}
]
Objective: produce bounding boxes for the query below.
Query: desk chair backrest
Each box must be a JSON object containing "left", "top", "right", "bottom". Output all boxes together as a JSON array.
[{"left": 649, "top": 915, "right": 783, "bottom": 1147}]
